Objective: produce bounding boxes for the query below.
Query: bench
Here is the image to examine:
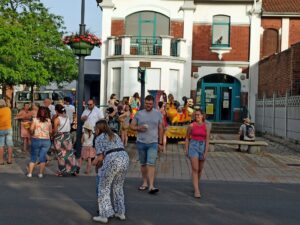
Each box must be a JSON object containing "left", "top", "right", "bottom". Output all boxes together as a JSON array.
[{"left": 209, "top": 140, "right": 269, "bottom": 154}]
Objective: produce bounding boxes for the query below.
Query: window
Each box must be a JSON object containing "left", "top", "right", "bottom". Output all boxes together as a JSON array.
[
  {"left": 125, "top": 11, "right": 170, "bottom": 37},
  {"left": 262, "top": 29, "right": 279, "bottom": 57},
  {"left": 212, "top": 15, "right": 230, "bottom": 47}
]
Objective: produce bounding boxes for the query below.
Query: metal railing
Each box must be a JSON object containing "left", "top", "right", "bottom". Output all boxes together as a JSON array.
[
  {"left": 130, "top": 36, "right": 162, "bottom": 56},
  {"left": 114, "top": 38, "right": 122, "bottom": 55},
  {"left": 170, "top": 39, "right": 178, "bottom": 57},
  {"left": 11, "top": 109, "right": 22, "bottom": 146}
]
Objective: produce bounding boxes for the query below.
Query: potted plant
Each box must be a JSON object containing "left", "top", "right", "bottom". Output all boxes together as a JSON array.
[{"left": 63, "top": 32, "right": 102, "bottom": 56}]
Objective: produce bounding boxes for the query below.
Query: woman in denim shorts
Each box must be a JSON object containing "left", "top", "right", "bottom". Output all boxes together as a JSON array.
[
  {"left": 0, "top": 99, "right": 13, "bottom": 165},
  {"left": 185, "top": 109, "right": 210, "bottom": 198},
  {"left": 27, "top": 106, "right": 52, "bottom": 178}
]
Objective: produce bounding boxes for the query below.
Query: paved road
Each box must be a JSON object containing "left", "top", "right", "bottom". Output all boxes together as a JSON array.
[
  {"left": 1, "top": 134, "right": 300, "bottom": 225},
  {"left": 0, "top": 174, "right": 300, "bottom": 225}
]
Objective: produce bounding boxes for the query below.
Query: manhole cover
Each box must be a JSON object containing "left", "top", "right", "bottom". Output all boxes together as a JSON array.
[{"left": 287, "top": 164, "right": 300, "bottom": 167}]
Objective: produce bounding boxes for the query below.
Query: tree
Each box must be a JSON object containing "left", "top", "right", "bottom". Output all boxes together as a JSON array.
[{"left": 0, "top": 0, "right": 78, "bottom": 96}]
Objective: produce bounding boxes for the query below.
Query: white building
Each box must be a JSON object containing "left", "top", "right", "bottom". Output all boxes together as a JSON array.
[{"left": 98, "top": 0, "right": 262, "bottom": 122}]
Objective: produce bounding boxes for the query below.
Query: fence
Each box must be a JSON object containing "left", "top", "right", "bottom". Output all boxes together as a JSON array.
[
  {"left": 255, "top": 92, "right": 300, "bottom": 142},
  {"left": 11, "top": 109, "right": 22, "bottom": 146}
]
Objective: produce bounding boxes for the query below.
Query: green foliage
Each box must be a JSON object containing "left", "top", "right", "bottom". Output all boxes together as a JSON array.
[{"left": 0, "top": 0, "right": 78, "bottom": 87}]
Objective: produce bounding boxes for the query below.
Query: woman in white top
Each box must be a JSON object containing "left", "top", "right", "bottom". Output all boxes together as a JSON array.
[{"left": 53, "top": 104, "right": 78, "bottom": 176}]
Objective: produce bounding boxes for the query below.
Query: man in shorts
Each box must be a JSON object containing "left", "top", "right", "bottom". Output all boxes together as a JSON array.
[
  {"left": 130, "top": 95, "right": 164, "bottom": 194},
  {"left": 0, "top": 99, "right": 14, "bottom": 164}
]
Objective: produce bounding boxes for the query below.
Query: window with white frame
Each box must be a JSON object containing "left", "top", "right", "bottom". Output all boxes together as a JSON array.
[{"left": 212, "top": 15, "right": 230, "bottom": 47}]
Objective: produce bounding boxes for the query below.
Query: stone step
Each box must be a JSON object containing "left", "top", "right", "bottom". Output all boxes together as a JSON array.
[{"left": 210, "top": 122, "right": 241, "bottom": 134}]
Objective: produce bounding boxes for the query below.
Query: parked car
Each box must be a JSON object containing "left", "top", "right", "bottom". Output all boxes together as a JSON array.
[{"left": 14, "top": 90, "right": 64, "bottom": 109}]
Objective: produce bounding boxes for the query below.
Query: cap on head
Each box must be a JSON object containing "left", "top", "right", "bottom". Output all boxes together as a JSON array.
[{"left": 83, "top": 122, "right": 94, "bottom": 131}]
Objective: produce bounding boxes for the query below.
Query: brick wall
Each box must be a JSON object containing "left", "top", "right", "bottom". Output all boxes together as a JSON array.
[
  {"left": 289, "top": 18, "right": 300, "bottom": 47},
  {"left": 192, "top": 24, "right": 249, "bottom": 61},
  {"left": 261, "top": 18, "right": 282, "bottom": 30},
  {"left": 258, "top": 48, "right": 293, "bottom": 98},
  {"left": 292, "top": 43, "right": 300, "bottom": 95},
  {"left": 111, "top": 20, "right": 125, "bottom": 36},
  {"left": 170, "top": 21, "right": 184, "bottom": 38}
]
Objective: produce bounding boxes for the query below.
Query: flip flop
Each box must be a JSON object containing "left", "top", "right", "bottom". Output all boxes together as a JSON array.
[
  {"left": 194, "top": 192, "right": 201, "bottom": 198},
  {"left": 138, "top": 185, "right": 148, "bottom": 191},
  {"left": 148, "top": 188, "right": 159, "bottom": 194}
]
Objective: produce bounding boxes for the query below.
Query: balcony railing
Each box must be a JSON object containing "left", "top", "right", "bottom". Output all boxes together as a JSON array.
[
  {"left": 110, "top": 35, "right": 185, "bottom": 57},
  {"left": 115, "top": 38, "right": 122, "bottom": 55},
  {"left": 129, "top": 36, "right": 162, "bottom": 55},
  {"left": 170, "top": 39, "right": 178, "bottom": 57}
]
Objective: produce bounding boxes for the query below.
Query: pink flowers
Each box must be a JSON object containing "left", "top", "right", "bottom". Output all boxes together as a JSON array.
[{"left": 63, "top": 33, "right": 102, "bottom": 47}]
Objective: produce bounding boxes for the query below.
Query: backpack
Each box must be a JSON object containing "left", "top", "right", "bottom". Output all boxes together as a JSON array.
[{"left": 245, "top": 124, "right": 255, "bottom": 139}]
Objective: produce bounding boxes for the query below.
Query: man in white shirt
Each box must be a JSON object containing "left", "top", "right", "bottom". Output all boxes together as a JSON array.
[
  {"left": 43, "top": 98, "right": 56, "bottom": 119},
  {"left": 81, "top": 99, "right": 104, "bottom": 131},
  {"left": 64, "top": 97, "right": 75, "bottom": 125}
]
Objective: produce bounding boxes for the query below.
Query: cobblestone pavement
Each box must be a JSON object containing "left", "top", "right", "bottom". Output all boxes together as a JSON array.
[{"left": 1, "top": 134, "right": 300, "bottom": 184}]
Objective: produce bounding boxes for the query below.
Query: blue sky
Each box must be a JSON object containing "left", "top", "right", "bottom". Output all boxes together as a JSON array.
[{"left": 40, "top": 0, "right": 102, "bottom": 59}]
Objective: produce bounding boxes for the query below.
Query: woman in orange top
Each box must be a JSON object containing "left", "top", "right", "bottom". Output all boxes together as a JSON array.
[{"left": 0, "top": 99, "right": 13, "bottom": 165}]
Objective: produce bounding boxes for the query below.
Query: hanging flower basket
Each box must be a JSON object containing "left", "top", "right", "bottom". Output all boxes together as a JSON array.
[
  {"left": 70, "top": 41, "right": 94, "bottom": 56},
  {"left": 63, "top": 32, "right": 102, "bottom": 56}
]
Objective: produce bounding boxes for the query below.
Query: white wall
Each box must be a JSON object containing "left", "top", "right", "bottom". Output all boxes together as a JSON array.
[{"left": 107, "top": 58, "right": 185, "bottom": 101}]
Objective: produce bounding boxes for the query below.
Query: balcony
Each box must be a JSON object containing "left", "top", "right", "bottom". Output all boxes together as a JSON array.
[{"left": 108, "top": 35, "right": 186, "bottom": 58}]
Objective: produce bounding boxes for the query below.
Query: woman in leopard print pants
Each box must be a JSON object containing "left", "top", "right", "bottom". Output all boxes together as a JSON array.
[{"left": 92, "top": 119, "right": 129, "bottom": 223}]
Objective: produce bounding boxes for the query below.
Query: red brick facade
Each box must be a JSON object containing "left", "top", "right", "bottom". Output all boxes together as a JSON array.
[
  {"left": 261, "top": 18, "right": 282, "bottom": 30},
  {"left": 111, "top": 20, "right": 125, "bottom": 36},
  {"left": 258, "top": 42, "right": 300, "bottom": 98},
  {"left": 192, "top": 24, "right": 249, "bottom": 61},
  {"left": 289, "top": 18, "right": 300, "bottom": 46},
  {"left": 170, "top": 21, "right": 184, "bottom": 38}
]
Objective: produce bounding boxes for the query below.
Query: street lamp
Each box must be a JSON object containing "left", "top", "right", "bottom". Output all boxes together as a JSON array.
[{"left": 75, "top": 0, "right": 102, "bottom": 158}]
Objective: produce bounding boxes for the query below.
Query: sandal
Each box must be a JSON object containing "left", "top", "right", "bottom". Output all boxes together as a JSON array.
[
  {"left": 7, "top": 161, "right": 12, "bottom": 164},
  {"left": 148, "top": 188, "right": 159, "bottom": 194},
  {"left": 194, "top": 192, "right": 201, "bottom": 198},
  {"left": 138, "top": 185, "right": 148, "bottom": 191}
]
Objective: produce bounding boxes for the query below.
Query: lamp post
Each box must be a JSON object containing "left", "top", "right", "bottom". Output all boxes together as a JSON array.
[{"left": 75, "top": 0, "right": 102, "bottom": 158}]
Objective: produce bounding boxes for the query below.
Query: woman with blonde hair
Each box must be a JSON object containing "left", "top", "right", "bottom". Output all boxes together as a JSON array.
[
  {"left": 185, "top": 109, "right": 210, "bottom": 198},
  {"left": 92, "top": 119, "right": 129, "bottom": 223}
]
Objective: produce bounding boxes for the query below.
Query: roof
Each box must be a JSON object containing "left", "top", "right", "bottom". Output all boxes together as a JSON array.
[{"left": 262, "top": 0, "right": 300, "bottom": 13}]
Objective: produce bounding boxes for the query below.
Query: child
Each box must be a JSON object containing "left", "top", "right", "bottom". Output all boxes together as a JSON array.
[{"left": 81, "top": 123, "right": 96, "bottom": 174}]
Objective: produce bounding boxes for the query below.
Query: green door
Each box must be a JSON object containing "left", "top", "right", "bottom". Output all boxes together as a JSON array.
[{"left": 197, "top": 74, "right": 241, "bottom": 122}]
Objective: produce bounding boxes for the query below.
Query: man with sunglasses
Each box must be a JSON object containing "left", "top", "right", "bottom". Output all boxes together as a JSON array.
[{"left": 81, "top": 99, "right": 104, "bottom": 132}]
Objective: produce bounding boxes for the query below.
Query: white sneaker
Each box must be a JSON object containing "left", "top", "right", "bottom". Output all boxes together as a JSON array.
[
  {"left": 38, "top": 174, "right": 43, "bottom": 178},
  {"left": 115, "top": 213, "right": 126, "bottom": 220},
  {"left": 27, "top": 173, "right": 32, "bottom": 178},
  {"left": 93, "top": 216, "right": 108, "bottom": 223}
]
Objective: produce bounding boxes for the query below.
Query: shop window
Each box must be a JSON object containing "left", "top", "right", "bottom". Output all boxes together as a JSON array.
[{"left": 212, "top": 15, "right": 230, "bottom": 47}]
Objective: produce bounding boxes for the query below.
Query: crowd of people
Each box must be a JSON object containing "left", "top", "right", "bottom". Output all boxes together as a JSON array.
[{"left": 0, "top": 91, "right": 257, "bottom": 224}]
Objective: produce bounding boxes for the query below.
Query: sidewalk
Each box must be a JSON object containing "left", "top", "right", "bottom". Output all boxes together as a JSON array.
[{"left": 1, "top": 134, "right": 300, "bottom": 184}]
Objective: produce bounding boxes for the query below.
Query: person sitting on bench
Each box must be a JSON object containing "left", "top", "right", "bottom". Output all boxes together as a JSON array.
[{"left": 237, "top": 117, "right": 255, "bottom": 152}]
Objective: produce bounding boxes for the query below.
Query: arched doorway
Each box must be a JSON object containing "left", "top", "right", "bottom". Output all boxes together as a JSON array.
[{"left": 196, "top": 74, "right": 241, "bottom": 122}]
